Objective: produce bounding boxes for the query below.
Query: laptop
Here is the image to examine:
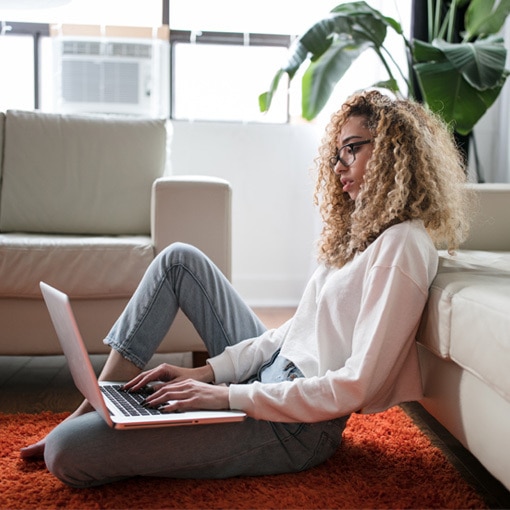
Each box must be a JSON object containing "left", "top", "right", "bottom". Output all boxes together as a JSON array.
[{"left": 40, "top": 281, "right": 246, "bottom": 429}]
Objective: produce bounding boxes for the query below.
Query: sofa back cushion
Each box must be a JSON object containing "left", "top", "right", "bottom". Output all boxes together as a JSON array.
[
  {"left": 0, "top": 110, "right": 169, "bottom": 235},
  {"left": 462, "top": 183, "right": 510, "bottom": 251}
]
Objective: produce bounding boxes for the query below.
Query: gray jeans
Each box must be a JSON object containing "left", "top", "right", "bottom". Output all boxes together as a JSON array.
[{"left": 44, "top": 243, "right": 348, "bottom": 488}]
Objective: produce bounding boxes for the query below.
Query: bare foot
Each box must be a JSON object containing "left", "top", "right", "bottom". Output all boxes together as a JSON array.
[
  {"left": 20, "top": 400, "right": 94, "bottom": 460},
  {"left": 20, "top": 439, "right": 46, "bottom": 459}
]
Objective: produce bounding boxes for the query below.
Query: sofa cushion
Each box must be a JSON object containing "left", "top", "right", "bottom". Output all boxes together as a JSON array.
[
  {"left": 462, "top": 184, "right": 510, "bottom": 251},
  {"left": 0, "top": 110, "right": 169, "bottom": 235},
  {"left": 0, "top": 233, "right": 154, "bottom": 298},
  {"left": 417, "top": 250, "right": 510, "bottom": 401}
]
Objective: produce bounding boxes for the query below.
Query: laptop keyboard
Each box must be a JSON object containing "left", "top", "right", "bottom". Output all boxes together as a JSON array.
[{"left": 101, "top": 384, "right": 163, "bottom": 417}]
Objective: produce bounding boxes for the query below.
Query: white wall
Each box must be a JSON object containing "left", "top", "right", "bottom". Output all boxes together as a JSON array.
[{"left": 170, "top": 120, "right": 322, "bottom": 306}]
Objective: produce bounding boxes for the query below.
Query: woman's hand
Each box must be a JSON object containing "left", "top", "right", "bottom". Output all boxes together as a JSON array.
[
  {"left": 122, "top": 363, "right": 230, "bottom": 412},
  {"left": 141, "top": 379, "right": 230, "bottom": 412},
  {"left": 122, "top": 362, "right": 214, "bottom": 392}
]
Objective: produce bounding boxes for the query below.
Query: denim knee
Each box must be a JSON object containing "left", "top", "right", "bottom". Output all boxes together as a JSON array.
[
  {"left": 44, "top": 421, "right": 90, "bottom": 488},
  {"left": 45, "top": 414, "right": 125, "bottom": 488},
  {"left": 157, "top": 242, "right": 207, "bottom": 270}
]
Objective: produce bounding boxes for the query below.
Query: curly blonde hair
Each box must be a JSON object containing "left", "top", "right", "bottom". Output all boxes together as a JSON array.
[{"left": 314, "top": 90, "right": 473, "bottom": 268}]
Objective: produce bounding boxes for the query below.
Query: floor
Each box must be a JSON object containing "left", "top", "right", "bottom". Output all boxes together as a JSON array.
[{"left": 1, "top": 306, "right": 510, "bottom": 508}]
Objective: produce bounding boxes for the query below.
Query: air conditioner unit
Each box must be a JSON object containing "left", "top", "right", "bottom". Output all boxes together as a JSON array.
[{"left": 53, "top": 36, "right": 169, "bottom": 117}]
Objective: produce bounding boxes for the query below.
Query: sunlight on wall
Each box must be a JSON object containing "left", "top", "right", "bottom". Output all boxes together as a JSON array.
[{"left": 0, "top": 0, "right": 161, "bottom": 25}]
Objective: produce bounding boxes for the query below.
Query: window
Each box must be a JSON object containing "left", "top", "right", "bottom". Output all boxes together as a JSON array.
[
  {"left": 0, "top": 1, "right": 411, "bottom": 122},
  {"left": 0, "top": 28, "right": 35, "bottom": 110},
  {"left": 0, "top": 22, "right": 49, "bottom": 110},
  {"left": 168, "top": 0, "right": 345, "bottom": 122},
  {"left": 168, "top": 0, "right": 411, "bottom": 123},
  {"left": 0, "top": 0, "right": 162, "bottom": 112},
  {"left": 170, "top": 32, "right": 290, "bottom": 122}
]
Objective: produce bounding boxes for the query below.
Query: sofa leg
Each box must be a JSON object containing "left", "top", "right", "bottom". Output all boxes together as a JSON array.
[{"left": 192, "top": 351, "right": 209, "bottom": 368}]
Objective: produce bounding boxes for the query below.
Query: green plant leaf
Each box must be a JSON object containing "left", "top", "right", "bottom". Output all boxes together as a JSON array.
[
  {"left": 465, "top": 0, "right": 510, "bottom": 39},
  {"left": 330, "top": 1, "right": 403, "bottom": 42},
  {"left": 414, "top": 59, "right": 506, "bottom": 134},
  {"left": 413, "top": 37, "right": 508, "bottom": 90},
  {"left": 259, "top": 0, "right": 510, "bottom": 131},
  {"left": 371, "top": 78, "right": 400, "bottom": 93},
  {"left": 259, "top": 1, "right": 401, "bottom": 116},
  {"left": 258, "top": 69, "right": 285, "bottom": 113},
  {"left": 294, "top": 17, "right": 336, "bottom": 65},
  {"left": 434, "top": 37, "right": 507, "bottom": 90},
  {"left": 413, "top": 39, "right": 447, "bottom": 62},
  {"left": 301, "top": 39, "right": 372, "bottom": 120}
]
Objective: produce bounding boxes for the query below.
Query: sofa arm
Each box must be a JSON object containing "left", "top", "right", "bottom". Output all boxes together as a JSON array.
[{"left": 151, "top": 176, "right": 232, "bottom": 280}]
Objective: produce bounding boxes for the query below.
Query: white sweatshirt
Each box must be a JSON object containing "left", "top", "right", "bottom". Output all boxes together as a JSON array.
[{"left": 208, "top": 220, "right": 438, "bottom": 423}]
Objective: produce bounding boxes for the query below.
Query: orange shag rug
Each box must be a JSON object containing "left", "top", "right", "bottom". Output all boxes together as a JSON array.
[{"left": 1, "top": 406, "right": 487, "bottom": 509}]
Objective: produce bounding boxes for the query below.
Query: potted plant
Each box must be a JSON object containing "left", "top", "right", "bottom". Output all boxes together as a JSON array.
[{"left": 259, "top": 0, "right": 510, "bottom": 138}]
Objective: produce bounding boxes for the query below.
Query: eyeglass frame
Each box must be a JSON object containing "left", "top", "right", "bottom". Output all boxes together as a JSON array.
[{"left": 329, "top": 139, "right": 372, "bottom": 169}]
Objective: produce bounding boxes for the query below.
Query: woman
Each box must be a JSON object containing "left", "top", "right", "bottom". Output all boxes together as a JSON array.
[{"left": 22, "top": 90, "right": 471, "bottom": 487}]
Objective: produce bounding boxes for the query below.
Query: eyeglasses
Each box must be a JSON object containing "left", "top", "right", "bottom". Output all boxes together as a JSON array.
[{"left": 329, "top": 139, "right": 372, "bottom": 169}]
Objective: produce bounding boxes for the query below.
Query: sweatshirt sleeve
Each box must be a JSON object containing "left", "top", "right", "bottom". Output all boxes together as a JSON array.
[
  {"left": 207, "top": 318, "right": 293, "bottom": 384},
  {"left": 228, "top": 265, "right": 429, "bottom": 421}
]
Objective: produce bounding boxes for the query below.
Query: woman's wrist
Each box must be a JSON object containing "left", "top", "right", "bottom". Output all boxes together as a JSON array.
[{"left": 194, "top": 363, "right": 215, "bottom": 383}]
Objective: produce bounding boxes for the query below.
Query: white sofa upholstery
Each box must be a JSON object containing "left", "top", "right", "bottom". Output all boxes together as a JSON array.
[
  {"left": 0, "top": 110, "right": 231, "bottom": 357},
  {"left": 416, "top": 183, "right": 510, "bottom": 490}
]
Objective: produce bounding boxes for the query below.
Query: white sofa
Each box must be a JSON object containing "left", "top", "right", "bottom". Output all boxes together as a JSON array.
[
  {"left": 416, "top": 183, "right": 510, "bottom": 491},
  {"left": 0, "top": 110, "right": 231, "bottom": 359}
]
